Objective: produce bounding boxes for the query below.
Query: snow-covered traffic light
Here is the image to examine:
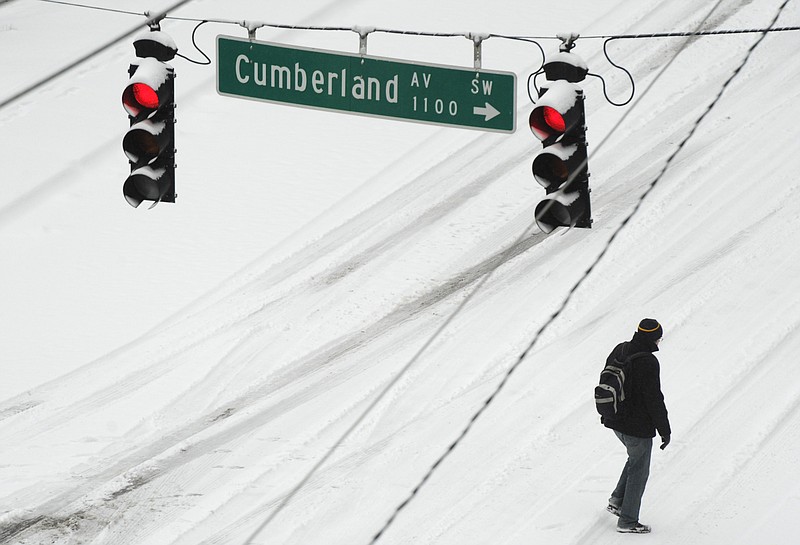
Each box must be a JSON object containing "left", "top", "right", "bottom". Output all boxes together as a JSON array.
[
  {"left": 530, "top": 37, "right": 592, "bottom": 233},
  {"left": 122, "top": 28, "right": 177, "bottom": 208}
]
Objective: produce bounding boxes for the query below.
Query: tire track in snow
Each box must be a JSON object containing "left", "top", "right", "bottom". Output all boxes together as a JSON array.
[
  {"left": 0, "top": 294, "right": 446, "bottom": 544},
  {"left": 0, "top": 401, "right": 40, "bottom": 423},
  {"left": 649, "top": 317, "right": 800, "bottom": 543},
  {"left": 311, "top": 142, "right": 528, "bottom": 289},
  {"left": 0, "top": 65, "right": 538, "bottom": 542},
  {"left": 0, "top": 179, "right": 546, "bottom": 545},
  {"left": 1, "top": 102, "right": 576, "bottom": 543}
]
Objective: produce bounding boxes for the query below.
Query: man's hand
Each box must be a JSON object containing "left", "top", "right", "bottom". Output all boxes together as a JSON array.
[{"left": 660, "top": 435, "right": 671, "bottom": 450}]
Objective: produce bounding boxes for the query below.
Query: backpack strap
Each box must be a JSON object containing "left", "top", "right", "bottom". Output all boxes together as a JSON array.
[{"left": 620, "top": 342, "right": 650, "bottom": 363}]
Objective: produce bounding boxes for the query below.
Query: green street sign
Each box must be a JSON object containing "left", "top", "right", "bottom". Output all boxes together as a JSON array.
[{"left": 216, "top": 35, "right": 516, "bottom": 133}]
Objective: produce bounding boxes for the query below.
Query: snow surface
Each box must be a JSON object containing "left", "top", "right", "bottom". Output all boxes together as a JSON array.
[{"left": 2, "top": 0, "right": 800, "bottom": 543}]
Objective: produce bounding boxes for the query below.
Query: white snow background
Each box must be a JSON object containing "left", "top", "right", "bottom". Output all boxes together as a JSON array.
[{"left": 2, "top": 0, "right": 800, "bottom": 543}]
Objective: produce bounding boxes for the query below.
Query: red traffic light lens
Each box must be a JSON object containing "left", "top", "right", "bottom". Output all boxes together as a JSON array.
[
  {"left": 132, "top": 83, "right": 159, "bottom": 109},
  {"left": 122, "top": 83, "right": 160, "bottom": 116},
  {"left": 530, "top": 106, "right": 568, "bottom": 141},
  {"left": 542, "top": 107, "right": 565, "bottom": 133}
]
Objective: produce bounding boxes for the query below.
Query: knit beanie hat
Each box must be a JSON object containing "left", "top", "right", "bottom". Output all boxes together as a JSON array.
[{"left": 638, "top": 318, "right": 663, "bottom": 341}]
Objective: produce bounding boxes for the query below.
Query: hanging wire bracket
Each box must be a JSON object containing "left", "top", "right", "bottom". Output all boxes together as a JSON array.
[
  {"left": 466, "top": 32, "right": 489, "bottom": 70},
  {"left": 241, "top": 20, "right": 265, "bottom": 40},
  {"left": 556, "top": 32, "right": 580, "bottom": 52},
  {"left": 144, "top": 11, "right": 164, "bottom": 31},
  {"left": 354, "top": 26, "right": 376, "bottom": 56}
]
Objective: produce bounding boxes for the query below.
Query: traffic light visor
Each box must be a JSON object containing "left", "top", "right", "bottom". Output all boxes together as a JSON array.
[
  {"left": 543, "top": 51, "right": 589, "bottom": 83},
  {"left": 533, "top": 153, "right": 568, "bottom": 189},
  {"left": 532, "top": 142, "right": 585, "bottom": 190},
  {"left": 133, "top": 31, "right": 178, "bottom": 61},
  {"left": 123, "top": 119, "right": 169, "bottom": 165},
  {"left": 535, "top": 191, "right": 585, "bottom": 233},
  {"left": 122, "top": 58, "right": 172, "bottom": 118},
  {"left": 531, "top": 107, "right": 565, "bottom": 135},
  {"left": 123, "top": 165, "right": 171, "bottom": 208},
  {"left": 134, "top": 83, "right": 159, "bottom": 109},
  {"left": 529, "top": 81, "right": 582, "bottom": 142}
]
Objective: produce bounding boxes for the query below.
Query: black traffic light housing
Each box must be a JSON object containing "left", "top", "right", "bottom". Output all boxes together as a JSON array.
[
  {"left": 530, "top": 37, "right": 592, "bottom": 233},
  {"left": 122, "top": 29, "right": 177, "bottom": 208}
]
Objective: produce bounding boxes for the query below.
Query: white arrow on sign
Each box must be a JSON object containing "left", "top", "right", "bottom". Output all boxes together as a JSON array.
[{"left": 473, "top": 102, "right": 500, "bottom": 122}]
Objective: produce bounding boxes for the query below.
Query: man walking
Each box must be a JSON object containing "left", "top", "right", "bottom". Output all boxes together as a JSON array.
[{"left": 603, "top": 318, "right": 671, "bottom": 534}]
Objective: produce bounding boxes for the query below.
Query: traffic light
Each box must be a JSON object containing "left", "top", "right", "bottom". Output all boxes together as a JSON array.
[
  {"left": 122, "top": 28, "right": 177, "bottom": 208},
  {"left": 530, "top": 38, "right": 591, "bottom": 233}
]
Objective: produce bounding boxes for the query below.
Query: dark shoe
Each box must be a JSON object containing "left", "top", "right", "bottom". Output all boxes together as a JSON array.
[
  {"left": 617, "top": 523, "right": 651, "bottom": 534},
  {"left": 607, "top": 496, "right": 622, "bottom": 517}
]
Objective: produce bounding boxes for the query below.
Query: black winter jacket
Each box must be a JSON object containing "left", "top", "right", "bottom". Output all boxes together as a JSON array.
[{"left": 603, "top": 332, "right": 671, "bottom": 439}]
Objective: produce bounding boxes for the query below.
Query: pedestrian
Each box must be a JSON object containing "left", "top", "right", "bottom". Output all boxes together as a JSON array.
[{"left": 603, "top": 318, "right": 671, "bottom": 534}]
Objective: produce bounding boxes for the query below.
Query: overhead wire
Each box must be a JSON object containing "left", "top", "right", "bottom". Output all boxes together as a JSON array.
[
  {"left": 586, "top": 24, "right": 800, "bottom": 107},
  {"left": 26, "top": 0, "right": 800, "bottom": 38},
  {"left": 366, "top": 0, "right": 793, "bottom": 541},
  {"left": 9, "top": 0, "right": 798, "bottom": 542},
  {"left": 243, "top": 0, "right": 788, "bottom": 541},
  {"left": 5, "top": 0, "right": 799, "bottom": 110},
  {"left": 30, "top": 0, "right": 800, "bottom": 38},
  {"left": 37, "top": 0, "right": 138, "bottom": 16},
  {"left": 0, "top": 0, "right": 196, "bottom": 110},
  {"left": 586, "top": 24, "right": 800, "bottom": 39}
]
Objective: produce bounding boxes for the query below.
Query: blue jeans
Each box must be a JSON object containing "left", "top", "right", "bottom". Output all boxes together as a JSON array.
[{"left": 611, "top": 431, "right": 653, "bottom": 527}]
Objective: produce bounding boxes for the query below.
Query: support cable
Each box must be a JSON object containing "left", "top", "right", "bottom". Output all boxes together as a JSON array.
[
  {"left": 6, "top": 0, "right": 800, "bottom": 110},
  {"left": 0, "top": 0, "right": 195, "bottom": 110}
]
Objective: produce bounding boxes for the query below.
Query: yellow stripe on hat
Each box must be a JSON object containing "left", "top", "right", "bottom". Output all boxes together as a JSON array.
[{"left": 639, "top": 324, "right": 661, "bottom": 332}]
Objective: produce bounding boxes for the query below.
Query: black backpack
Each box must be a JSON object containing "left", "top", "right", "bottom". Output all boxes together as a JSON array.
[{"left": 595, "top": 344, "right": 649, "bottom": 419}]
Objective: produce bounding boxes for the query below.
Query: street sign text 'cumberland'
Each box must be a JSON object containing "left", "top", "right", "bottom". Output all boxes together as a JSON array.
[{"left": 217, "top": 35, "right": 516, "bottom": 133}]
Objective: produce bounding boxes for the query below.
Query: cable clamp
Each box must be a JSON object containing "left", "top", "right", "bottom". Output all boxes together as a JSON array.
[
  {"left": 354, "top": 26, "right": 376, "bottom": 56},
  {"left": 241, "top": 20, "right": 265, "bottom": 40},
  {"left": 557, "top": 32, "right": 580, "bottom": 52},
  {"left": 144, "top": 11, "right": 164, "bottom": 31},
  {"left": 467, "top": 32, "right": 488, "bottom": 70}
]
